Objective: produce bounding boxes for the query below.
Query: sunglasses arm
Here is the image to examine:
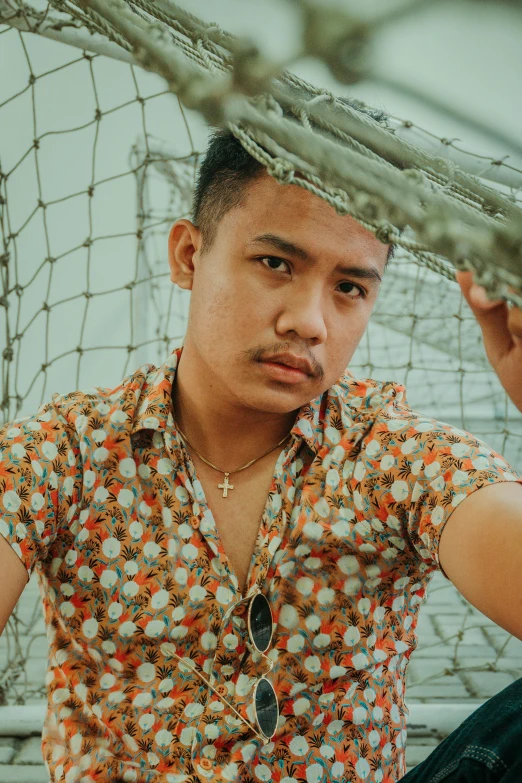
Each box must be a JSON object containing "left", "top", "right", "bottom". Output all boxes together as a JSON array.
[{"left": 160, "top": 642, "right": 270, "bottom": 745}]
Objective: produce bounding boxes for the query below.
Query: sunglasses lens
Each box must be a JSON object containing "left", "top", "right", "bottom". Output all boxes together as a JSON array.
[
  {"left": 249, "top": 593, "right": 272, "bottom": 652},
  {"left": 254, "top": 677, "right": 278, "bottom": 739}
]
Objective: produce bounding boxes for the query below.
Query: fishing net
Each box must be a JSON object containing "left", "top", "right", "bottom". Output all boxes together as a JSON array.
[{"left": 0, "top": 0, "right": 521, "bottom": 712}]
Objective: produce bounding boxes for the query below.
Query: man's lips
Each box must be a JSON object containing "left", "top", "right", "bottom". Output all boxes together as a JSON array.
[
  {"left": 261, "top": 353, "right": 314, "bottom": 376},
  {"left": 259, "top": 361, "right": 310, "bottom": 383}
]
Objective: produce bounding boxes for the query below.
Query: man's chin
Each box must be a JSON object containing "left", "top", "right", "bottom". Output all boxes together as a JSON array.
[{"left": 236, "top": 374, "right": 317, "bottom": 413}]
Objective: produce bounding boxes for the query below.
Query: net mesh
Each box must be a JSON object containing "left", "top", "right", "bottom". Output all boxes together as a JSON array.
[{"left": 0, "top": 0, "right": 521, "bottom": 708}]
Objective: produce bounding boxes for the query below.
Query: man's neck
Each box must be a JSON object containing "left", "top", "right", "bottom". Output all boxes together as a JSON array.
[{"left": 171, "top": 348, "right": 299, "bottom": 470}]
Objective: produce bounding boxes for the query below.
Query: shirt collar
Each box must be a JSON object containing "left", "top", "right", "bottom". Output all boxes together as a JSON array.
[{"left": 131, "top": 344, "right": 354, "bottom": 457}]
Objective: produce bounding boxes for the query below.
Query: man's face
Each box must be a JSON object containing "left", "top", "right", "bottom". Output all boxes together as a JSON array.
[{"left": 169, "top": 172, "right": 388, "bottom": 415}]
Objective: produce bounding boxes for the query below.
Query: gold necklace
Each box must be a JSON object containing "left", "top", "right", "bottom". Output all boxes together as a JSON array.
[{"left": 174, "top": 420, "right": 293, "bottom": 498}]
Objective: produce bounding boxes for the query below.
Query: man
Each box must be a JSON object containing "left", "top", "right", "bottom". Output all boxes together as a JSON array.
[{"left": 1, "top": 128, "right": 521, "bottom": 783}]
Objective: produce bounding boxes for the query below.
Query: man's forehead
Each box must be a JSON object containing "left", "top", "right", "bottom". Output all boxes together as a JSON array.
[{"left": 240, "top": 173, "right": 385, "bottom": 252}]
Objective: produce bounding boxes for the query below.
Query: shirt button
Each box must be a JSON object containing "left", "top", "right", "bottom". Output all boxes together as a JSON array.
[
  {"left": 233, "top": 603, "right": 246, "bottom": 616},
  {"left": 190, "top": 516, "right": 200, "bottom": 530},
  {"left": 216, "top": 684, "right": 228, "bottom": 697},
  {"left": 200, "top": 758, "right": 213, "bottom": 771}
]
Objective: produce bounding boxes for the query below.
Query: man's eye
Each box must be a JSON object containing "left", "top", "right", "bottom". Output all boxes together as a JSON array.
[
  {"left": 258, "top": 257, "right": 365, "bottom": 299},
  {"left": 338, "top": 282, "right": 365, "bottom": 299},
  {"left": 259, "top": 256, "right": 289, "bottom": 273}
]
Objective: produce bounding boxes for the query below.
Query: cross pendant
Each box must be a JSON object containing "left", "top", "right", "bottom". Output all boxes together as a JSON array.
[{"left": 218, "top": 472, "right": 234, "bottom": 498}]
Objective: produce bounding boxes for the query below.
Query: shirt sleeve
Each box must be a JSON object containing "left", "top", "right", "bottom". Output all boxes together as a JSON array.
[
  {"left": 0, "top": 393, "right": 84, "bottom": 578},
  {"left": 405, "top": 423, "right": 522, "bottom": 574}
]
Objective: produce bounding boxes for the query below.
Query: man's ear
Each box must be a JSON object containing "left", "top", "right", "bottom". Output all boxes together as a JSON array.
[{"left": 168, "top": 219, "right": 202, "bottom": 290}]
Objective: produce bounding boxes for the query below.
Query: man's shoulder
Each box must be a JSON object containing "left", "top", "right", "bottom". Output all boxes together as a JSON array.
[
  {"left": 334, "top": 371, "right": 478, "bottom": 444},
  {"left": 30, "top": 361, "right": 161, "bottom": 434}
]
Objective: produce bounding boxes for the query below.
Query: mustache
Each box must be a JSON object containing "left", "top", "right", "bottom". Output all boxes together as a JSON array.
[{"left": 250, "top": 346, "right": 324, "bottom": 380}]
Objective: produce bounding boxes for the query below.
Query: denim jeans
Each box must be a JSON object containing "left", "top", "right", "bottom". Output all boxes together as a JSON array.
[{"left": 400, "top": 676, "right": 522, "bottom": 782}]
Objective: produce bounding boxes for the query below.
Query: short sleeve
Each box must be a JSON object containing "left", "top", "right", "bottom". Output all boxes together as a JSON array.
[
  {"left": 405, "top": 424, "right": 522, "bottom": 573},
  {"left": 0, "top": 393, "right": 84, "bottom": 578}
]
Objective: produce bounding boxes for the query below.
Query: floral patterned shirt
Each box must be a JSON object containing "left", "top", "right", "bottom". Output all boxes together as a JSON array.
[{"left": 1, "top": 344, "right": 521, "bottom": 783}]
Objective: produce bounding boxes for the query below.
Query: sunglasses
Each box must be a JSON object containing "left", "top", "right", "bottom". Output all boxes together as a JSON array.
[{"left": 161, "top": 590, "right": 279, "bottom": 744}]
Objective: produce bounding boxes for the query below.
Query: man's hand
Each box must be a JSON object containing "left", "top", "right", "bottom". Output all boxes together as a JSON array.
[{"left": 456, "top": 270, "right": 522, "bottom": 413}]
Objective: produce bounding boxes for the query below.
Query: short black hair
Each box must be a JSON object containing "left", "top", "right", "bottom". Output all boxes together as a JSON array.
[
  {"left": 191, "top": 128, "right": 265, "bottom": 252},
  {"left": 192, "top": 127, "right": 395, "bottom": 266}
]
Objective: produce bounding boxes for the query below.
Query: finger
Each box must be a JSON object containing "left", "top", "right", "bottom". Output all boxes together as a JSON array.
[
  {"left": 456, "top": 271, "right": 522, "bottom": 343},
  {"left": 507, "top": 304, "right": 522, "bottom": 341},
  {"left": 455, "top": 270, "right": 502, "bottom": 311},
  {"left": 455, "top": 270, "right": 515, "bottom": 365}
]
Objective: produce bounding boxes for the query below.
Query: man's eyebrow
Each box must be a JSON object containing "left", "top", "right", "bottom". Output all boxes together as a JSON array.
[
  {"left": 249, "top": 233, "right": 382, "bottom": 285},
  {"left": 250, "top": 233, "right": 311, "bottom": 261}
]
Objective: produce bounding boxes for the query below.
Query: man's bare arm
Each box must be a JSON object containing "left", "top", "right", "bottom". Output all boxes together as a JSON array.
[
  {"left": 439, "top": 481, "right": 522, "bottom": 640},
  {"left": 0, "top": 535, "right": 28, "bottom": 636}
]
